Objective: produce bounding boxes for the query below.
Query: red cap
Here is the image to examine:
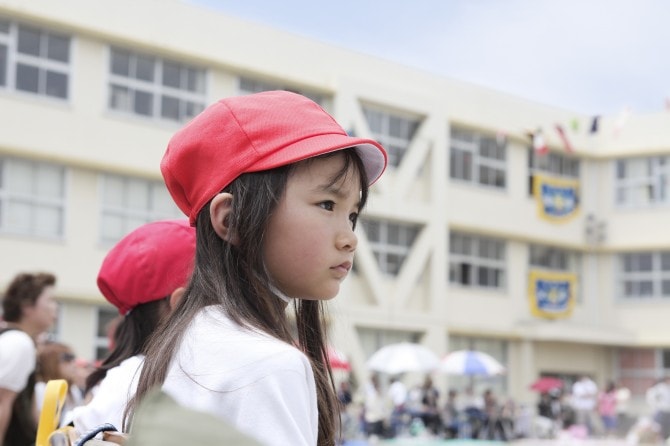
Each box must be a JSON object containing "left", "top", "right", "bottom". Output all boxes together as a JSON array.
[
  {"left": 161, "top": 90, "right": 388, "bottom": 225},
  {"left": 97, "top": 220, "right": 196, "bottom": 315}
]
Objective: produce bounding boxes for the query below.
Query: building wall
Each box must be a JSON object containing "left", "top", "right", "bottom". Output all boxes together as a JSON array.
[{"left": 2, "top": 0, "right": 670, "bottom": 408}]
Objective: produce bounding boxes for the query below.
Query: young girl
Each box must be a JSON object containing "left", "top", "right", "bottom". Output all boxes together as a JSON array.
[
  {"left": 71, "top": 219, "right": 195, "bottom": 433},
  {"left": 128, "top": 90, "right": 387, "bottom": 445}
]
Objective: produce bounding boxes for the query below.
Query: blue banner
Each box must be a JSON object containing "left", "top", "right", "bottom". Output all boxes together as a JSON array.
[
  {"left": 534, "top": 174, "right": 579, "bottom": 222},
  {"left": 528, "top": 270, "right": 576, "bottom": 319}
]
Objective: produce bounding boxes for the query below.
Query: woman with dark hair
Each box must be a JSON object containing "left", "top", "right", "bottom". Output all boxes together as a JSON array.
[
  {"left": 127, "top": 91, "right": 387, "bottom": 445},
  {"left": 71, "top": 219, "right": 195, "bottom": 434}
]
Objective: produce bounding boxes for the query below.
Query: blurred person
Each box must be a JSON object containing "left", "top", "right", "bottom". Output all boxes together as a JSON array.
[
  {"left": 615, "top": 381, "right": 632, "bottom": 436},
  {"left": 462, "top": 385, "right": 485, "bottom": 439},
  {"left": 571, "top": 374, "right": 601, "bottom": 436},
  {"left": 387, "top": 375, "right": 408, "bottom": 437},
  {"left": 646, "top": 376, "right": 670, "bottom": 440},
  {"left": 363, "top": 373, "right": 387, "bottom": 439},
  {"left": 0, "top": 272, "right": 58, "bottom": 446},
  {"left": 598, "top": 380, "right": 618, "bottom": 437},
  {"left": 34, "top": 342, "right": 84, "bottom": 426},
  {"left": 71, "top": 219, "right": 195, "bottom": 434},
  {"left": 482, "top": 388, "right": 509, "bottom": 441},
  {"left": 442, "top": 388, "right": 461, "bottom": 439},
  {"left": 419, "top": 375, "right": 441, "bottom": 435}
]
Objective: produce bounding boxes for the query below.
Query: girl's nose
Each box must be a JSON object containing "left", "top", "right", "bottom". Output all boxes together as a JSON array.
[{"left": 337, "top": 225, "right": 358, "bottom": 252}]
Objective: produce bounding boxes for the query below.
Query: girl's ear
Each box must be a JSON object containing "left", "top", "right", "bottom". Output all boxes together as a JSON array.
[
  {"left": 210, "top": 192, "right": 238, "bottom": 244},
  {"left": 169, "top": 287, "right": 186, "bottom": 311}
]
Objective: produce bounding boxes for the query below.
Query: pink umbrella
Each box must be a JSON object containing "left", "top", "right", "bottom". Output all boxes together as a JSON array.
[
  {"left": 327, "top": 347, "right": 351, "bottom": 371},
  {"left": 530, "top": 376, "right": 564, "bottom": 393}
]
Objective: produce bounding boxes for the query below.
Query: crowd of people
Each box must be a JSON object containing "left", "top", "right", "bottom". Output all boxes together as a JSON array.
[
  {"left": 337, "top": 374, "right": 518, "bottom": 442},
  {"left": 331, "top": 372, "right": 670, "bottom": 444}
]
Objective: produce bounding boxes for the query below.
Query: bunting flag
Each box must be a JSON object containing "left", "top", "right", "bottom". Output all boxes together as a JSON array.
[
  {"left": 613, "top": 107, "right": 631, "bottom": 137},
  {"left": 589, "top": 116, "right": 600, "bottom": 134},
  {"left": 570, "top": 118, "right": 579, "bottom": 132},
  {"left": 531, "top": 129, "right": 548, "bottom": 155},
  {"left": 528, "top": 270, "right": 576, "bottom": 319},
  {"left": 555, "top": 124, "right": 574, "bottom": 153},
  {"left": 534, "top": 173, "right": 580, "bottom": 222}
]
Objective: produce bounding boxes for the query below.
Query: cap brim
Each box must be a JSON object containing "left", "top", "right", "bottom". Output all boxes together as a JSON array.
[{"left": 250, "top": 134, "right": 387, "bottom": 186}]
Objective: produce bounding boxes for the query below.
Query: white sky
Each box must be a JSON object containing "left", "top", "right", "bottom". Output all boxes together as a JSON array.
[{"left": 187, "top": 0, "right": 670, "bottom": 117}]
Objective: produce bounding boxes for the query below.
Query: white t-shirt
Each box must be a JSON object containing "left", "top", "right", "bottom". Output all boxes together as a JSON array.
[
  {"left": 162, "top": 306, "right": 318, "bottom": 446},
  {"left": 572, "top": 378, "right": 598, "bottom": 411},
  {"left": 0, "top": 330, "right": 36, "bottom": 392},
  {"left": 388, "top": 381, "right": 408, "bottom": 407},
  {"left": 72, "top": 355, "right": 144, "bottom": 433}
]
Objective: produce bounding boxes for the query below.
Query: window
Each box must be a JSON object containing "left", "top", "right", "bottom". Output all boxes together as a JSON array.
[
  {"left": 528, "top": 149, "right": 580, "bottom": 195},
  {"left": 238, "top": 76, "right": 328, "bottom": 107},
  {"left": 0, "top": 18, "right": 70, "bottom": 98},
  {"left": 362, "top": 218, "right": 420, "bottom": 276},
  {"left": 615, "top": 157, "right": 670, "bottom": 207},
  {"left": 450, "top": 126, "right": 506, "bottom": 188},
  {"left": 108, "top": 47, "right": 206, "bottom": 122},
  {"left": 619, "top": 252, "right": 670, "bottom": 300},
  {"left": 617, "top": 348, "right": 658, "bottom": 397},
  {"left": 0, "top": 157, "right": 66, "bottom": 238},
  {"left": 100, "top": 174, "right": 183, "bottom": 243},
  {"left": 95, "top": 306, "right": 118, "bottom": 360},
  {"left": 363, "top": 105, "right": 420, "bottom": 168},
  {"left": 449, "top": 232, "right": 506, "bottom": 289}
]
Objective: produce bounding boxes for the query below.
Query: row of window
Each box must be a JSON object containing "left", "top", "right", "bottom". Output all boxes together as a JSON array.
[
  {"left": 1, "top": 154, "right": 666, "bottom": 300},
  {"left": 1, "top": 16, "right": 588, "bottom": 185},
  {"left": 0, "top": 156, "right": 181, "bottom": 242}
]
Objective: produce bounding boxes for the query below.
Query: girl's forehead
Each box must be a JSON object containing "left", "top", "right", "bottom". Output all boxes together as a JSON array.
[{"left": 291, "top": 155, "right": 363, "bottom": 191}]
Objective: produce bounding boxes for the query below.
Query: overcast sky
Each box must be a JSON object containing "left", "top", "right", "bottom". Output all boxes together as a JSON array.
[{"left": 187, "top": 0, "right": 670, "bottom": 117}]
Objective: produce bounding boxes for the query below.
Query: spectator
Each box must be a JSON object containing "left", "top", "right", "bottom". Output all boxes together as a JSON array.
[
  {"left": 387, "top": 375, "right": 408, "bottom": 437},
  {"left": 0, "top": 272, "right": 58, "bottom": 446},
  {"left": 419, "top": 375, "right": 441, "bottom": 435},
  {"left": 34, "top": 342, "right": 84, "bottom": 426},
  {"left": 646, "top": 376, "right": 670, "bottom": 440},
  {"left": 571, "top": 375, "right": 601, "bottom": 436},
  {"left": 598, "top": 380, "right": 618, "bottom": 437}
]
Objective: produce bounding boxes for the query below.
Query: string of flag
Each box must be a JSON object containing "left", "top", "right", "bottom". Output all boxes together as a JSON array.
[{"left": 519, "top": 106, "right": 636, "bottom": 156}]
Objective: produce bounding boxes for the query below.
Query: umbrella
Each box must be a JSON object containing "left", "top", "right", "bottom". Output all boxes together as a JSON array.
[
  {"left": 439, "top": 350, "right": 505, "bottom": 376},
  {"left": 366, "top": 342, "right": 440, "bottom": 374},
  {"left": 530, "top": 376, "right": 563, "bottom": 393},
  {"left": 327, "top": 347, "right": 351, "bottom": 371}
]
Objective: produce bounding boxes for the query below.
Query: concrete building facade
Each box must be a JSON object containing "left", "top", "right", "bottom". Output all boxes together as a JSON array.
[{"left": 2, "top": 0, "right": 670, "bottom": 408}]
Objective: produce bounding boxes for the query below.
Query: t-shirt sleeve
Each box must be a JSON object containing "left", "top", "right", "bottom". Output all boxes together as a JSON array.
[{"left": 0, "top": 331, "right": 36, "bottom": 392}]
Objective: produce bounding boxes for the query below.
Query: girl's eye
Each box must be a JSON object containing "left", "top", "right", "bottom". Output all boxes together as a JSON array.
[
  {"left": 319, "top": 201, "right": 335, "bottom": 211},
  {"left": 349, "top": 212, "right": 359, "bottom": 230}
]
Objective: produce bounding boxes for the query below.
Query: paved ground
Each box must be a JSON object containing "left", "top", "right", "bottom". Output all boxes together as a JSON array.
[{"left": 344, "top": 438, "right": 635, "bottom": 446}]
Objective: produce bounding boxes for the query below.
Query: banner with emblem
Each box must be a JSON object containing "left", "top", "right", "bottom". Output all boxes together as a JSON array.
[
  {"left": 533, "top": 174, "right": 579, "bottom": 222},
  {"left": 528, "top": 270, "right": 576, "bottom": 319}
]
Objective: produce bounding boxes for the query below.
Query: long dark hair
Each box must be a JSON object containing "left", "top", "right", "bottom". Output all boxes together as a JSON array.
[
  {"left": 85, "top": 298, "right": 169, "bottom": 394},
  {"left": 128, "top": 148, "right": 369, "bottom": 444}
]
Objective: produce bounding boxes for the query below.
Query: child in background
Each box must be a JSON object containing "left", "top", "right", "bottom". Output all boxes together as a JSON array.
[
  {"left": 128, "top": 91, "right": 387, "bottom": 445},
  {"left": 72, "top": 219, "right": 195, "bottom": 433},
  {"left": 34, "top": 342, "right": 84, "bottom": 426}
]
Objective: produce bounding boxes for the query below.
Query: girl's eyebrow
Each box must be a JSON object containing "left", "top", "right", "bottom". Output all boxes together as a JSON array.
[{"left": 314, "top": 183, "right": 361, "bottom": 208}]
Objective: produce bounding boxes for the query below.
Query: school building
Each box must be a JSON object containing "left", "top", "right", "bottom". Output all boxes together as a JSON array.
[{"left": 1, "top": 0, "right": 670, "bottom": 410}]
